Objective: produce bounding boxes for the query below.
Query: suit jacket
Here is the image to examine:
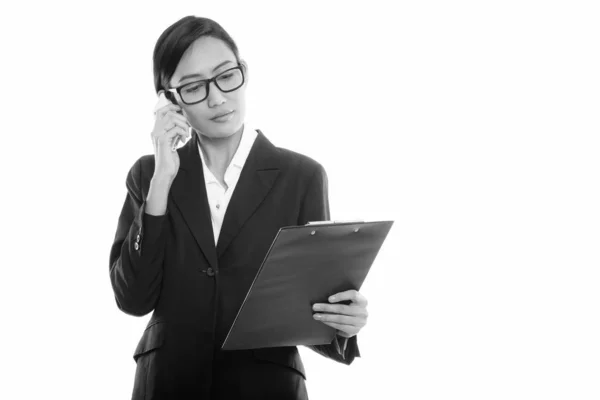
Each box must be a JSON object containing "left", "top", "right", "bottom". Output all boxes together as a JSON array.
[{"left": 109, "top": 130, "right": 360, "bottom": 399}]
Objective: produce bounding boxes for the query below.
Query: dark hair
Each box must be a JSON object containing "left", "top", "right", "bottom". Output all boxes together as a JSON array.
[{"left": 153, "top": 16, "right": 240, "bottom": 102}]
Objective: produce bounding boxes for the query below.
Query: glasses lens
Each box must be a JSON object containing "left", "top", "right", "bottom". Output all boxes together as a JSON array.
[
  {"left": 179, "top": 67, "right": 244, "bottom": 104},
  {"left": 181, "top": 81, "right": 208, "bottom": 104},
  {"left": 215, "top": 68, "right": 244, "bottom": 92}
]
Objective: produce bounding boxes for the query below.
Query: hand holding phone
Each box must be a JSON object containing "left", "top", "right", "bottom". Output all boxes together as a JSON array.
[
  {"left": 154, "top": 92, "right": 191, "bottom": 151},
  {"left": 150, "top": 91, "right": 191, "bottom": 180}
]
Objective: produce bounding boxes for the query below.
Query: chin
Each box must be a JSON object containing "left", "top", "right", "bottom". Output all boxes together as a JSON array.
[
  {"left": 193, "top": 113, "right": 245, "bottom": 139},
  {"left": 196, "top": 125, "right": 242, "bottom": 140}
]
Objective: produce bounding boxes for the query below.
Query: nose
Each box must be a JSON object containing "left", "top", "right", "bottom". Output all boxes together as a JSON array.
[{"left": 207, "top": 80, "right": 226, "bottom": 108}]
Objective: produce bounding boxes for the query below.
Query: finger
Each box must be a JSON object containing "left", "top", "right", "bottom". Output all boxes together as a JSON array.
[
  {"left": 162, "top": 110, "right": 188, "bottom": 124},
  {"left": 158, "top": 126, "right": 188, "bottom": 146},
  {"left": 328, "top": 290, "right": 363, "bottom": 303},
  {"left": 153, "top": 117, "right": 188, "bottom": 140},
  {"left": 155, "top": 104, "right": 181, "bottom": 118},
  {"left": 166, "top": 125, "right": 187, "bottom": 138},
  {"left": 172, "top": 136, "right": 181, "bottom": 152},
  {"left": 329, "top": 290, "right": 368, "bottom": 307},
  {"left": 161, "top": 116, "right": 189, "bottom": 133},
  {"left": 313, "top": 312, "right": 365, "bottom": 326},
  {"left": 156, "top": 107, "right": 182, "bottom": 122},
  {"left": 312, "top": 303, "right": 366, "bottom": 317},
  {"left": 319, "top": 321, "right": 358, "bottom": 337},
  {"left": 159, "top": 109, "right": 187, "bottom": 124},
  {"left": 169, "top": 127, "right": 190, "bottom": 151}
]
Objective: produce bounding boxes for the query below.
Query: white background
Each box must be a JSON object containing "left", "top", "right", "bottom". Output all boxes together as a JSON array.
[{"left": 1, "top": 1, "right": 599, "bottom": 399}]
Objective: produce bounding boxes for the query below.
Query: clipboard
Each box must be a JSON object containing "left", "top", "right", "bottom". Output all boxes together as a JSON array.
[{"left": 221, "top": 220, "right": 394, "bottom": 350}]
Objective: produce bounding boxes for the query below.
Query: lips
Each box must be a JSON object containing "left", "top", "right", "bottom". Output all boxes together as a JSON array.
[{"left": 211, "top": 110, "right": 234, "bottom": 120}]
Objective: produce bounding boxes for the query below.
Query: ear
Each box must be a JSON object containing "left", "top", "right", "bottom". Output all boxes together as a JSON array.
[
  {"left": 240, "top": 59, "right": 249, "bottom": 84},
  {"left": 163, "top": 90, "right": 180, "bottom": 106}
]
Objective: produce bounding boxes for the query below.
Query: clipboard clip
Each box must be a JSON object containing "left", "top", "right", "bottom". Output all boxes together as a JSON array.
[
  {"left": 306, "top": 220, "right": 364, "bottom": 234},
  {"left": 306, "top": 220, "right": 364, "bottom": 225}
]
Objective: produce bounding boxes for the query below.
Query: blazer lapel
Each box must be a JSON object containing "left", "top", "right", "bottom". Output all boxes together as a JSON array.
[
  {"left": 170, "top": 133, "right": 218, "bottom": 270},
  {"left": 216, "top": 130, "right": 280, "bottom": 259}
]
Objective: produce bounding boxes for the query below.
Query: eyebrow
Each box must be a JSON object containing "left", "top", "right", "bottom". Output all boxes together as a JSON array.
[{"left": 177, "top": 60, "right": 234, "bottom": 83}]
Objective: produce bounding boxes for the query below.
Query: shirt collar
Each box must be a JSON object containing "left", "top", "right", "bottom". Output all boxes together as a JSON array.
[
  {"left": 197, "top": 123, "right": 258, "bottom": 184},
  {"left": 230, "top": 122, "right": 257, "bottom": 169}
]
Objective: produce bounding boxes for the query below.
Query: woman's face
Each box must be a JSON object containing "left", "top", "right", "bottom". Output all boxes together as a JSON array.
[{"left": 169, "top": 36, "right": 247, "bottom": 140}]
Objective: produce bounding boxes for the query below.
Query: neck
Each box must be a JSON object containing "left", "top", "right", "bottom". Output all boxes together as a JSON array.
[{"left": 196, "top": 125, "right": 245, "bottom": 172}]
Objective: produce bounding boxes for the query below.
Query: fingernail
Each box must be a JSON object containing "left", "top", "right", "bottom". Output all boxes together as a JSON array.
[
  {"left": 329, "top": 296, "right": 336, "bottom": 302},
  {"left": 313, "top": 304, "right": 320, "bottom": 311},
  {"left": 313, "top": 314, "right": 321, "bottom": 319}
]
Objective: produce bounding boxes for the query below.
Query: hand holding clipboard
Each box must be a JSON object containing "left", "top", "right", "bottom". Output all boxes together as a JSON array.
[{"left": 222, "top": 220, "right": 394, "bottom": 350}]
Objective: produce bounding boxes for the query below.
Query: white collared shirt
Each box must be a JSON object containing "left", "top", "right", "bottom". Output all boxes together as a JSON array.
[{"left": 197, "top": 124, "right": 258, "bottom": 245}]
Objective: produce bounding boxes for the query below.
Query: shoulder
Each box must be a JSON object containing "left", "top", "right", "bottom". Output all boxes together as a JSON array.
[
  {"left": 272, "top": 144, "right": 327, "bottom": 181},
  {"left": 256, "top": 127, "right": 328, "bottom": 187}
]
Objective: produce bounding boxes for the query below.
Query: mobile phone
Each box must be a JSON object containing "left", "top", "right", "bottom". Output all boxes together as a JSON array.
[
  {"left": 153, "top": 91, "right": 175, "bottom": 115},
  {"left": 154, "top": 91, "right": 189, "bottom": 151}
]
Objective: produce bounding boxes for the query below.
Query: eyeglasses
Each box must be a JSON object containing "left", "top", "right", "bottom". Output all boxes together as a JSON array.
[{"left": 166, "top": 64, "right": 245, "bottom": 105}]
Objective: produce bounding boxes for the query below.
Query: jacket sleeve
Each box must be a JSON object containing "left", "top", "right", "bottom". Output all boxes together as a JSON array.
[
  {"left": 298, "top": 163, "right": 361, "bottom": 365},
  {"left": 108, "top": 158, "right": 169, "bottom": 317}
]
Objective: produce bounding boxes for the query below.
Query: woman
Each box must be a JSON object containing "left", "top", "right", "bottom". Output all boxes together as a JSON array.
[{"left": 109, "top": 16, "right": 369, "bottom": 399}]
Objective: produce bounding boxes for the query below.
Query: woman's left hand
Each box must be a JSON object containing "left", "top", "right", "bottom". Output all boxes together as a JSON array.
[{"left": 312, "top": 290, "right": 368, "bottom": 338}]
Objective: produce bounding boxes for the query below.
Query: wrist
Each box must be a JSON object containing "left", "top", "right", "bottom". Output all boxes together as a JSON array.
[{"left": 151, "top": 173, "right": 174, "bottom": 187}]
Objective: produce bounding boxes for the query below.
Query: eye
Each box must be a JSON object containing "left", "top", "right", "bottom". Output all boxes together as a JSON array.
[
  {"left": 218, "top": 73, "right": 234, "bottom": 81},
  {"left": 184, "top": 82, "right": 206, "bottom": 93}
]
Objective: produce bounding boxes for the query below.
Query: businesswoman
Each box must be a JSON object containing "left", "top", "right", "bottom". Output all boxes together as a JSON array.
[{"left": 109, "top": 16, "right": 369, "bottom": 399}]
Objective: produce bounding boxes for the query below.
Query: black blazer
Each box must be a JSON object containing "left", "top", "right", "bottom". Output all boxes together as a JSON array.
[{"left": 109, "top": 130, "right": 360, "bottom": 399}]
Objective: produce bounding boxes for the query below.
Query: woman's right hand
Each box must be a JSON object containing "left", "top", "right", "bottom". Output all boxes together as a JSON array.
[{"left": 151, "top": 103, "right": 190, "bottom": 181}]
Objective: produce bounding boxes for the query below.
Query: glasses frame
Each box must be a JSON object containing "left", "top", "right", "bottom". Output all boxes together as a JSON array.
[{"left": 166, "top": 64, "right": 245, "bottom": 105}]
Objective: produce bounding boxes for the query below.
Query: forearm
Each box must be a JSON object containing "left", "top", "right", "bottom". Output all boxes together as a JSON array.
[
  {"left": 145, "top": 174, "right": 173, "bottom": 216},
  {"left": 109, "top": 162, "right": 170, "bottom": 316},
  {"left": 109, "top": 201, "right": 169, "bottom": 316}
]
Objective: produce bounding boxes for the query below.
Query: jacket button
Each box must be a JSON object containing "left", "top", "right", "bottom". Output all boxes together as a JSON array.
[
  {"left": 136, "top": 234, "right": 141, "bottom": 242},
  {"left": 134, "top": 242, "right": 139, "bottom": 251},
  {"left": 206, "top": 268, "right": 215, "bottom": 277}
]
